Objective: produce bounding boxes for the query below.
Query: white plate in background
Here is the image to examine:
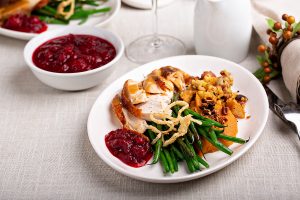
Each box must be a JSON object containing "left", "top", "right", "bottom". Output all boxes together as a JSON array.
[
  {"left": 87, "top": 55, "right": 269, "bottom": 183},
  {"left": 122, "top": 0, "right": 175, "bottom": 9},
  {"left": 0, "top": 0, "right": 121, "bottom": 40}
]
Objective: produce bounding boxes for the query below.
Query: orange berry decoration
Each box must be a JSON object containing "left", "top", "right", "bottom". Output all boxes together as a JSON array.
[
  {"left": 262, "top": 61, "right": 269, "bottom": 68},
  {"left": 282, "top": 14, "right": 289, "bottom": 21},
  {"left": 283, "top": 30, "right": 292, "bottom": 40},
  {"left": 273, "top": 22, "right": 282, "bottom": 30},
  {"left": 287, "top": 16, "right": 295, "bottom": 25},
  {"left": 269, "top": 36, "right": 278, "bottom": 45},
  {"left": 257, "top": 44, "right": 266, "bottom": 53},
  {"left": 263, "top": 75, "right": 271, "bottom": 83},
  {"left": 264, "top": 67, "right": 272, "bottom": 73}
]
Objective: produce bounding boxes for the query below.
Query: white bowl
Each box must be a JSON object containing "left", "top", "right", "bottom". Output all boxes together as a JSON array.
[{"left": 24, "top": 26, "right": 124, "bottom": 91}]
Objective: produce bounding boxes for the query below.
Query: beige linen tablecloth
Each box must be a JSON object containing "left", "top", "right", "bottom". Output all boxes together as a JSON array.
[{"left": 0, "top": 0, "right": 299, "bottom": 199}]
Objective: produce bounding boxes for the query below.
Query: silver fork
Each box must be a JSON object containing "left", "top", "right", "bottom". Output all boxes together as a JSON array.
[
  {"left": 264, "top": 85, "right": 300, "bottom": 140},
  {"left": 274, "top": 102, "right": 300, "bottom": 140}
]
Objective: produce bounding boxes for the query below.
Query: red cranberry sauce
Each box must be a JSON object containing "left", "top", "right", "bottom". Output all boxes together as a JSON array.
[
  {"left": 32, "top": 34, "right": 116, "bottom": 73},
  {"left": 2, "top": 14, "right": 47, "bottom": 33},
  {"left": 105, "top": 128, "right": 153, "bottom": 168}
]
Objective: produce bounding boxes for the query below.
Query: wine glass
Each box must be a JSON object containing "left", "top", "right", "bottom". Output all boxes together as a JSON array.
[{"left": 126, "top": 0, "right": 186, "bottom": 64}]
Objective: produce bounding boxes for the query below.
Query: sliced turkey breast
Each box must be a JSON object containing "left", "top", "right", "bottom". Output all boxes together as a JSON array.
[
  {"left": 0, "top": 0, "right": 42, "bottom": 22},
  {"left": 160, "top": 66, "right": 190, "bottom": 91},
  {"left": 112, "top": 94, "right": 148, "bottom": 134},
  {"left": 137, "top": 91, "right": 173, "bottom": 121},
  {"left": 121, "top": 80, "right": 142, "bottom": 118},
  {"left": 123, "top": 79, "right": 148, "bottom": 105},
  {"left": 143, "top": 73, "right": 174, "bottom": 94}
]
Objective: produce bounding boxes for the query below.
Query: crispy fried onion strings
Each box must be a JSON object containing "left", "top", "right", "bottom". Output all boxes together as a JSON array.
[
  {"left": 148, "top": 101, "right": 202, "bottom": 147},
  {"left": 57, "top": 0, "right": 75, "bottom": 20}
]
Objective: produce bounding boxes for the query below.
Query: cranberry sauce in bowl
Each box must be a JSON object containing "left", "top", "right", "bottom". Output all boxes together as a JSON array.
[
  {"left": 105, "top": 128, "right": 153, "bottom": 168},
  {"left": 24, "top": 26, "right": 124, "bottom": 90},
  {"left": 32, "top": 34, "right": 116, "bottom": 73},
  {"left": 2, "top": 14, "right": 47, "bottom": 33}
]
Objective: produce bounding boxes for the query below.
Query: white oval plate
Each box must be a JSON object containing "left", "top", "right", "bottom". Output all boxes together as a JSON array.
[
  {"left": 122, "top": 0, "right": 175, "bottom": 9},
  {"left": 0, "top": 0, "right": 121, "bottom": 40},
  {"left": 87, "top": 55, "right": 269, "bottom": 183}
]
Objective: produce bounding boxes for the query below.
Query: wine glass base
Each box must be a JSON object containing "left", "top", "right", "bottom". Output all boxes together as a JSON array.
[{"left": 126, "top": 34, "right": 186, "bottom": 64}]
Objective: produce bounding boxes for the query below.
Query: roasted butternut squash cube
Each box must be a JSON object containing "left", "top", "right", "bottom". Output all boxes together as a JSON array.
[{"left": 226, "top": 99, "right": 245, "bottom": 119}]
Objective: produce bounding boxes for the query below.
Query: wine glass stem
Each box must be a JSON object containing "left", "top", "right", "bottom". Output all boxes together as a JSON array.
[{"left": 152, "top": 0, "right": 161, "bottom": 48}]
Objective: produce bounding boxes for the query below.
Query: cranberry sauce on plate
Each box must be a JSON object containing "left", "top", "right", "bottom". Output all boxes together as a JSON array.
[
  {"left": 105, "top": 128, "right": 153, "bottom": 168},
  {"left": 2, "top": 14, "right": 47, "bottom": 33},
  {"left": 32, "top": 34, "right": 116, "bottom": 73}
]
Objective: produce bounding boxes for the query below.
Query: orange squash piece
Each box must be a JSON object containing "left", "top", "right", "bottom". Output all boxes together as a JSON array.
[{"left": 226, "top": 99, "right": 245, "bottom": 119}]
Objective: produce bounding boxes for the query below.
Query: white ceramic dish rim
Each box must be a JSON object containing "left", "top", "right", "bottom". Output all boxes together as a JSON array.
[
  {"left": 87, "top": 55, "right": 269, "bottom": 183},
  {"left": 24, "top": 26, "right": 124, "bottom": 77},
  {"left": 122, "top": 0, "right": 175, "bottom": 9},
  {"left": 0, "top": 0, "right": 121, "bottom": 40}
]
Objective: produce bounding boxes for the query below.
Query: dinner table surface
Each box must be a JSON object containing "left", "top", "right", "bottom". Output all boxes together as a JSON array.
[{"left": 0, "top": 0, "right": 299, "bottom": 199}]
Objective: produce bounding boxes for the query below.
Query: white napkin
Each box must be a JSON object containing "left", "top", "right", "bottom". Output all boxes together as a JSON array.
[{"left": 251, "top": 0, "right": 300, "bottom": 103}]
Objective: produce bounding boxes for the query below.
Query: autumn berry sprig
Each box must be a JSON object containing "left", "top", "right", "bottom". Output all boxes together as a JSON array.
[{"left": 254, "top": 14, "right": 300, "bottom": 84}]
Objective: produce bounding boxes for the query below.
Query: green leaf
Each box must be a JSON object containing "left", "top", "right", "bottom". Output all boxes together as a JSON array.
[
  {"left": 266, "top": 18, "right": 275, "bottom": 29},
  {"left": 292, "top": 22, "right": 300, "bottom": 35},
  {"left": 256, "top": 55, "right": 264, "bottom": 64},
  {"left": 253, "top": 68, "right": 265, "bottom": 79},
  {"left": 266, "top": 18, "right": 282, "bottom": 33}
]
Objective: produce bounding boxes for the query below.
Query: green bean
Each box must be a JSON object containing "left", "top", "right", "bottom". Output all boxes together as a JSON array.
[
  {"left": 171, "top": 145, "right": 184, "bottom": 160},
  {"left": 43, "top": 5, "right": 57, "bottom": 15},
  {"left": 183, "top": 110, "right": 202, "bottom": 147},
  {"left": 177, "top": 138, "right": 194, "bottom": 158},
  {"left": 183, "top": 136, "right": 202, "bottom": 170},
  {"left": 70, "top": 7, "right": 111, "bottom": 20},
  {"left": 185, "top": 157, "right": 195, "bottom": 173},
  {"left": 170, "top": 148, "right": 178, "bottom": 172},
  {"left": 213, "top": 128, "right": 225, "bottom": 134},
  {"left": 206, "top": 127, "right": 218, "bottom": 142},
  {"left": 197, "top": 127, "right": 233, "bottom": 155},
  {"left": 159, "top": 151, "right": 169, "bottom": 173},
  {"left": 215, "top": 141, "right": 232, "bottom": 155},
  {"left": 152, "top": 140, "right": 162, "bottom": 164},
  {"left": 171, "top": 101, "right": 194, "bottom": 143},
  {"left": 217, "top": 134, "right": 249, "bottom": 144},
  {"left": 38, "top": 16, "right": 68, "bottom": 25},
  {"left": 33, "top": 9, "right": 55, "bottom": 17},
  {"left": 164, "top": 149, "right": 175, "bottom": 173},
  {"left": 196, "top": 155, "right": 209, "bottom": 168},
  {"left": 78, "top": 0, "right": 100, "bottom": 6},
  {"left": 179, "top": 139, "right": 197, "bottom": 173},
  {"left": 183, "top": 136, "right": 195, "bottom": 156},
  {"left": 186, "top": 109, "right": 225, "bottom": 128},
  {"left": 205, "top": 129, "right": 234, "bottom": 155},
  {"left": 186, "top": 129, "right": 195, "bottom": 144},
  {"left": 147, "top": 126, "right": 162, "bottom": 165}
]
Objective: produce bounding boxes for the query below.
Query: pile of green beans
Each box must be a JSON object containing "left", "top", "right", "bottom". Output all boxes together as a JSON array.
[
  {"left": 146, "top": 93, "right": 249, "bottom": 174},
  {"left": 32, "top": 0, "right": 111, "bottom": 25}
]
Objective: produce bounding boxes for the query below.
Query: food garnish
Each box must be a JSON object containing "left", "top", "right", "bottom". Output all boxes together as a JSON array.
[
  {"left": 2, "top": 14, "right": 47, "bottom": 33},
  {"left": 105, "top": 128, "right": 152, "bottom": 168},
  {"left": 32, "top": 34, "right": 116, "bottom": 73},
  {"left": 107, "top": 66, "right": 249, "bottom": 174},
  {"left": 0, "top": 0, "right": 111, "bottom": 32},
  {"left": 254, "top": 13, "right": 300, "bottom": 83},
  {"left": 33, "top": 0, "right": 111, "bottom": 25}
]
